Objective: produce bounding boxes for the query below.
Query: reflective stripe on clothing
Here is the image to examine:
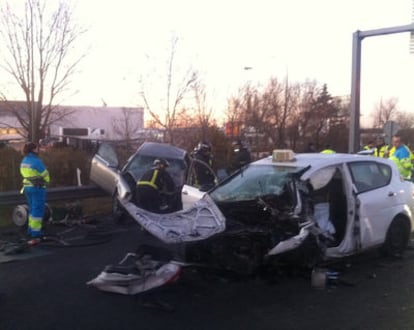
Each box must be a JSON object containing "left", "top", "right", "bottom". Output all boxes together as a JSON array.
[
  {"left": 20, "top": 153, "right": 50, "bottom": 187},
  {"left": 137, "top": 169, "right": 159, "bottom": 190},
  {"left": 24, "top": 186, "right": 46, "bottom": 237},
  {"left": 29, "top": 215, "right": 42, "bottom": 230}
]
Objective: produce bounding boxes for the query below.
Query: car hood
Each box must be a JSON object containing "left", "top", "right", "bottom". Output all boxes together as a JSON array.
[{"left": 119, "top": 194, "right": 226, "bottom": 244}]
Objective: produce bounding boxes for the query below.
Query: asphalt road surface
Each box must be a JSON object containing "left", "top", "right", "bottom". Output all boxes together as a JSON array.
[{"left": 1, "top": 217, "right": 414, "bottom": 330}]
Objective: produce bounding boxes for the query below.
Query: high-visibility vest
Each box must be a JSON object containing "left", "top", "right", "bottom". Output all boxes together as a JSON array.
[
  {"left": 20, "top": 153, "right": 50, "bottom": 187},
  {"left": 388, "top": 145, "right": 413, "bottom": 179},
  {"left": 320, "top": 149, "right": 336, "bottom": 154},
  {"left": 374, "top": 145, "right": 388, "bottom": 158}
]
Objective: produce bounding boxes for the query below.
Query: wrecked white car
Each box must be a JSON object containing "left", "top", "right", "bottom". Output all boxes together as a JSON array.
[{"left": 88, "top": 150, "right": 414, "bottom": 294}]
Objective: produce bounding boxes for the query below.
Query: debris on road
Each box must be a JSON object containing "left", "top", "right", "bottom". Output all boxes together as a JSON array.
[{"left": 87, "top": 253, "right": 182, "bottom": 295}]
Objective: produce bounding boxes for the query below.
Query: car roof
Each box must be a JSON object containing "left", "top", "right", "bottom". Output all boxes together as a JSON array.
[
  {"left": 136, "top": 142, "right": 187, "bottom": 160},
  {"left": 253, "top": 152, "right": 394, "bottom": 178}
]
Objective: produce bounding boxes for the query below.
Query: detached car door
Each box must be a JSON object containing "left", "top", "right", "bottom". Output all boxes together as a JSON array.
[{"left": 90, "top": 143, "right": 120, "bottom": 195}]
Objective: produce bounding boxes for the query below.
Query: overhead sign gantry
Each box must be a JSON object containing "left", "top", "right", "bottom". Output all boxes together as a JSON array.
[{"left": 348, "top": 23, "right": 414, "bottom": 153}]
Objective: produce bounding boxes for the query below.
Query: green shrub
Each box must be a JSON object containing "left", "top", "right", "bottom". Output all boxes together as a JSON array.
[
  {"left": 0, "top": 147, "right": 92, "bottom": 190},
  {"left": 0, "top": 147, "right": 22, "bottom": 190},
  {"left": 42, "top": 148, "right": 92, "bottom": 187}
]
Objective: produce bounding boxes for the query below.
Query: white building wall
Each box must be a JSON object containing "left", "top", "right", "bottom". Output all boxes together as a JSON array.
[{"left": 48, "top": 105, "right": 144, "bottom": 140}]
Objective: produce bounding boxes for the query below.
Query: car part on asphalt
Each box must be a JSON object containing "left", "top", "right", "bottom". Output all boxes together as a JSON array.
[
  {"left": 12, "top": 203, "right": 53, "bottom": 227},
  {"left": 87, "top": 253, "right": 182, "bottom": 295}
]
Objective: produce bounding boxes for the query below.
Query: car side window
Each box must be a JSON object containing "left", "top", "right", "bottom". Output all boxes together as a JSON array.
[
  {"left": 127, "top": 155, "right": 154, "bottom": 172},
  {"left": 348, "top": 161, "right": 391, "bottom": 193},
  {"left": 97, "top": 144, "right": 118, "bottom": 167}
]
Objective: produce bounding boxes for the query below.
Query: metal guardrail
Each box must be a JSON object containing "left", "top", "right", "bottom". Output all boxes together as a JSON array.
[{"left": 0, "top": 184, "right": 107, "bottom": 206}]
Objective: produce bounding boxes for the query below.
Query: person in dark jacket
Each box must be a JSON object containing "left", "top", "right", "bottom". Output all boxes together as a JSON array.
[
  {"left": 231, "top": 139, "right": 251, "bottom": 172},
  {"left": 193, "top": 141, "right": 216, "bottom": 189},
  {"left": 304, "top": 142, "right": 317, "bottom": 153},
  {"left": 135, "top": 159, "right": 176, "bottom": 213}
]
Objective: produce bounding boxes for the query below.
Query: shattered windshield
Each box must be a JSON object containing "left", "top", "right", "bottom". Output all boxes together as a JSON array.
[{"left": 210, "top": 164, "right": 303, "bottom": 202}]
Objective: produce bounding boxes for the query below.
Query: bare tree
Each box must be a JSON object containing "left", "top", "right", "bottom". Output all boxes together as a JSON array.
[
  {"left": 191, "top": 78, "right": 214, "bottom": 139},
  {"left": 247, "top": 77, "right": 290, "bottom": 148},
  {"left": 371, "top": 97, "right": 399, "bottom": 129},
  {"left": 0, "top": 0, "right": 86, "bottom": 142},
  {"left": 111, "top": 107, "right": 144, "bottom": 153},
  {"left": 307, "top": 84, "right": 337, "bottom": 146},
  {"left": 225, "top": 88, "right": 247, "bottom": 139},
  {"left": 112, "top": 108, "right": 142, "bottom": 139},
  {"left": 394, "top": 111, "right": 414, "bottom": 130},
  {"left": 139, "top": 36, "right": 197, "bottom": 144},
  {"left": 225, "top": 78, "right": 347, "bottom": 153},
  {"left": 226, "top": 78, "right": 295, "bottom": 154}
]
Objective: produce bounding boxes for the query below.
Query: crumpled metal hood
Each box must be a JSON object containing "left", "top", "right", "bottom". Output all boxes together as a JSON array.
[{"left": 120, "top": 194, "right": 226, "bottom": 244}]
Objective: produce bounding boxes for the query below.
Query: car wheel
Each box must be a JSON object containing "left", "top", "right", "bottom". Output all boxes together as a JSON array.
[{"left": 382, "top": 216, "right": 410, "bottom": 257}]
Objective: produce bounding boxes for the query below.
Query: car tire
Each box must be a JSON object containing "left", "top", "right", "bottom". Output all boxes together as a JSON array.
[{"left": 382, "top": 216, "right": 411, "bottom": 257}]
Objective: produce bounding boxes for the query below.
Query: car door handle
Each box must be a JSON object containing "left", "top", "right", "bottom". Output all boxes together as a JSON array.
[
  {"left": 388, "top": 191, "right": 396, "bottom": 197},
  {"left": 182, "top": 190, "right": 188, "bottom": 195}
]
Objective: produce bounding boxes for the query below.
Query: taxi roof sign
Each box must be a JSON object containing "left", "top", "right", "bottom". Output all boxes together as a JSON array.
[{"left": 272, "top": 149, "right": 295, "bottom": 162}]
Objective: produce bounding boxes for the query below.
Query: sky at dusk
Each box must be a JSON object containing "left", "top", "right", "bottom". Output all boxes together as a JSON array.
[{"left": 2, "top": 0, "right": 414, "bottom": 126}]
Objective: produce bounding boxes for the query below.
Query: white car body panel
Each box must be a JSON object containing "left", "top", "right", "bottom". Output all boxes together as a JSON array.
[{"left": 358, "top": 187, "right": 403, "bottom": 248}]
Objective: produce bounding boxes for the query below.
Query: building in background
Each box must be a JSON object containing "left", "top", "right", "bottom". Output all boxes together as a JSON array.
[{"left": 0, "top": 101, "right": 144, "bottom": 145}]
